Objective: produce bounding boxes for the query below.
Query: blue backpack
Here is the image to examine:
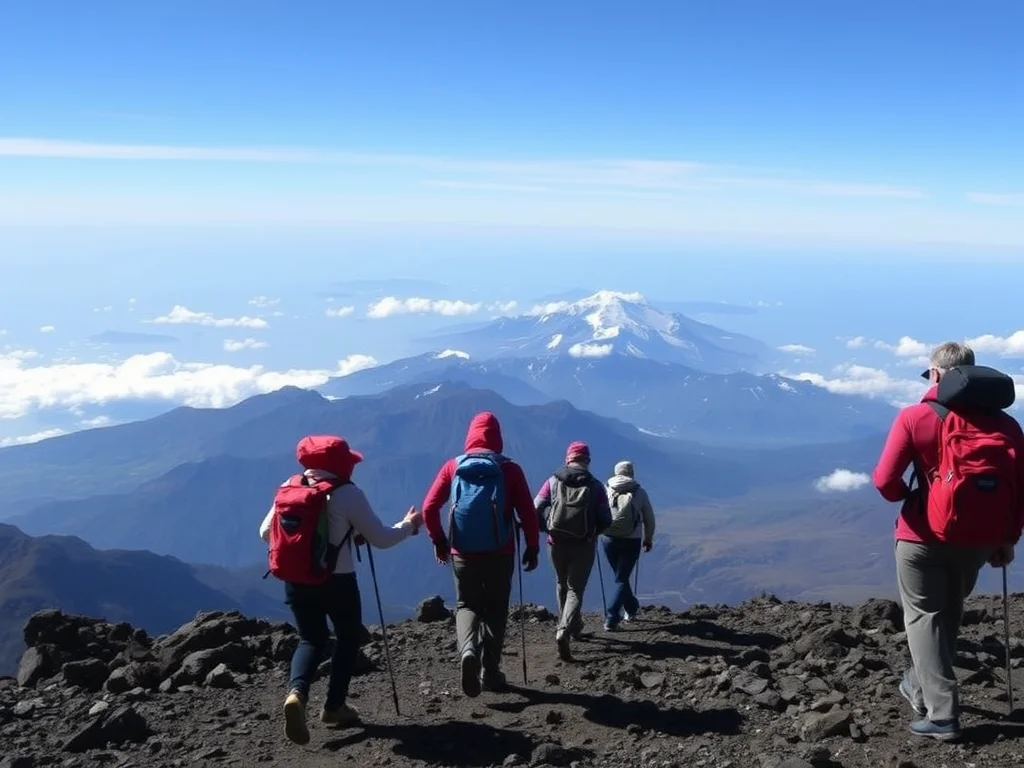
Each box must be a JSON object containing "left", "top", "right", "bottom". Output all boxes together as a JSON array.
[{"left": 448, "top": 452, "right": 512, "bottom": 553}]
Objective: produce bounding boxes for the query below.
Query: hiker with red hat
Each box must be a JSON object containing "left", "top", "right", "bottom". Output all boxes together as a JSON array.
[
  {"left": 421, "top": 411, "right": 541, "bottom": 697},
  {"left": 260, "top": 435, "right": 422, "bottom": 746},
  {"left": 534, "top": 441, "right": 612, "bottom": 661}
]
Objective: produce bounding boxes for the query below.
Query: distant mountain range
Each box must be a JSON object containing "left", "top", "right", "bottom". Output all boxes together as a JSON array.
[
  {"left": 320, "top": 292, "right": 896, "bottom": 446},
  {"left": 0, "top": 524, "right": 286, "bottom": 675},
  {"left": 0, "top": 381, "right": 890, "bottom": 620}
]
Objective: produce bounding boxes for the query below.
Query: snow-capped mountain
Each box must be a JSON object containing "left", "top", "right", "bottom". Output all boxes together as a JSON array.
[
  {"left": 421, "top": 290, "right": 772, "bottom": 374},
  {"left": 320, "top": 352, "right": 896, "bottom": 447}
]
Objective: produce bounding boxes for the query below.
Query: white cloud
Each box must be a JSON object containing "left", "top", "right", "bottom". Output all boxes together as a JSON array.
[
  {"left": 80, "top": 416, "right": 112, "bottom": 428},
  {"left": 873, "top": 336, "right": 930, "bottom": 357},
  {"left": 789, "top": 363, "right": 925, "bottom": 406},
  {"left": 0, "top": 139, "right": 926, "bottom": 201},
  {"left": 366, "top": 297, "right": 483, "bottom": 319},
  {"left": 39, "top": 325, "right": 55, "bottom": 333},
  {"left": 0, "top": 329, "right": 6, "bottom": 337},
  {"left": 488, "top": 300, "right": 519, "bottom": 314},
  {"left": 815, "top": 469, "right": 871, "bottom": 493},
  {"left": 0, "top": 428, "right": 68, "bottom": 447},
  {"left": 0, "top": 349, "right": 378, "bottom": 421},
  {"left": 93, "top": 305, "right": 113, "bottom": 313},
  {"left": 223, "top": 338, "right": 269, "bottom": 352},
  {"left": 845, "top": 336, "right": 867, "bottom": 349},
  {"left": 149, "top": 305, "right": 269, "bottom": 329},
  {"left": 326, "top": 306, "right": 355, "bottom": 318},
  {"left": 967, "top": 192, "right": 1024, "bottom": 208},
  {"left": 965, "top": 331, "right": 1024, "bottom": 358},
  {"left": 778, "top": 344, "right": 815, "bottom": 355},
  {"left": 568, "top": 342, "right": 614, "bottom": 359},
  {"left": 249, "top": 296, "right": 280, "bottom": 308}
]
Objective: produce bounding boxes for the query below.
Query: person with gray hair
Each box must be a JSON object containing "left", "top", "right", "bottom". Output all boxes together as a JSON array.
[
  {"left": 601, "top": 460, "right": 656, "bottom": 631},
  {"left": 873, "top": 341, "right": 1024, "bottom": 741}
]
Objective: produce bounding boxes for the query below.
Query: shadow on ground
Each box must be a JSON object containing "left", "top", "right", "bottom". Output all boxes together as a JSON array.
[
  {"left": 322, "top": 721, "right": 539, "bottom": 767},
  {"left": 491, "top": 684, "right": 744, "bottom": 738}
]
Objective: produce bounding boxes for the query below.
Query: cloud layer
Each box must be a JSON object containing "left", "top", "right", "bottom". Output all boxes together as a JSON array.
[{"left": 0, "top": 348, "right": 377, "bottom": 421}]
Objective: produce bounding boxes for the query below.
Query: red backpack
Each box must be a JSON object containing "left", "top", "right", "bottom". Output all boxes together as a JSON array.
[
  {"left": 923, "top": 365, "right": 1020, "bottom": 546},
  {"left": 267, "top": 475, "right": 353, "bottom": 585}
]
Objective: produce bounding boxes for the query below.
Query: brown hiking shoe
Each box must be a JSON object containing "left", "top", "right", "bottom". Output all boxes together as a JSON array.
[
  {"left": 283, "top": 689, "right": 309, "bottom": 745},
  {"left": 556, "top": 633, "right": 572, "bottom": 662},
  {"left": 321, "top": 702, "right": 361, "bottom": 728}
]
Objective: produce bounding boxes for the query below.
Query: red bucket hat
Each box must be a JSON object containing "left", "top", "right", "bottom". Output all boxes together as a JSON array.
[{"left": 296, "top": 435, "right": 364, "bottom": 477}]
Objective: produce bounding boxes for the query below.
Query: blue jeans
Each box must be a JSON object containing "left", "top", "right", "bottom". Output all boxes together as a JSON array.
[
  {"left": 285, "top": 573, "right": 362, "bottom": 710},
  {"left": 602, "top": 537, "right": 641, "bottom": 626}
]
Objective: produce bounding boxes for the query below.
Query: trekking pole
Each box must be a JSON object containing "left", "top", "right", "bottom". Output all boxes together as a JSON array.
[
  {"left": 1003, "top": 565, "right": 1015, "bottom": 716},
  {"left": 514, "top": 523, "right": 528, "bottom": 685},
  {"left": 596, "top": 550, "right": 607, "bottom": 617},
  {"left": 365, "top": 544, "right": 401, "bottom": 716}
]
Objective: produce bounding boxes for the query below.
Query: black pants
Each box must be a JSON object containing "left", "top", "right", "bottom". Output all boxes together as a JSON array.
[
  {"left": 285, "top": 573, "right": 362, "bottom": 710},
  {"left": 452, "top": 554, "right": 514, "bottom": 675}
]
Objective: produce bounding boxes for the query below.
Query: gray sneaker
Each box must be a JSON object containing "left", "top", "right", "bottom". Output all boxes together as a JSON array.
[
  {"left": 460, "top": 650, "right": 481, "bottom": 698},
  {"left": 910, "top": 718, "right": 960, "bottom": 742},
  {"left": 899, "top": 678, "right": 926, "bottom": 717}
]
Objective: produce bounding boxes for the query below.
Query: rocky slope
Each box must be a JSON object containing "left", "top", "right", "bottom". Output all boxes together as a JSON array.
[{"left": 2, "top": 593, "right": 1024, "bottom": 768}]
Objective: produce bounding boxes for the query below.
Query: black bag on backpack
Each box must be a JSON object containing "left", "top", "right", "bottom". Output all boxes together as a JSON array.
[{"left": 936, "top": 365, "right": 1016, "bottom": 411}]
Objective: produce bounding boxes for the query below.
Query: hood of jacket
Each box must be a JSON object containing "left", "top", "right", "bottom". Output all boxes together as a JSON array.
[
  {"left": 608, "top": 474, "right": 638, "bottom": 493},
  {"left": 464, "top": 411, "right": 503, "bottom": 453}
]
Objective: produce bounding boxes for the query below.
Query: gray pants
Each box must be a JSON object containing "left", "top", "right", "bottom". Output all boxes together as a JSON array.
[
  {"left": 550, "top": 540, "right": 597, "bottom": 639},
  {"left": 896, "top": 540, "right": 991, "bottom": 722},
  {"left": 452, "top": 554, "right": 514, "bottom": 675}
]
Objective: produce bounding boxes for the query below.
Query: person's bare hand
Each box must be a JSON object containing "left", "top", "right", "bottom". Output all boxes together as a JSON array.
[
  {"left": 403, "top": 506, "right": 422, "bottom": 533},
  {"left": 433, "top": 540, "right": 451, "bottom": 565},
  {"left": 643, "top": 540, "right": 653, "bottom": 553}
]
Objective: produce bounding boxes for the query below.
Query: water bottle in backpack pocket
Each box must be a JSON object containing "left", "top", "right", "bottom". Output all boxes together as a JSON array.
[{"left": 448, "top": 452, "right": 513, "bottom": 553}]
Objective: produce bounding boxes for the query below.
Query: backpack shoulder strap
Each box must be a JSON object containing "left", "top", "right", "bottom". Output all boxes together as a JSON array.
[{"left": 927, "top": 401, "right": 950, "bottom": 421}]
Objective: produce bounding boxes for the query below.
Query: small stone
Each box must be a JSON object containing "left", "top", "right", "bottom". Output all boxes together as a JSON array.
[
  {"left": 754, "top": 690, "right": 784, "bottom": 711},
  {"left": 544, "top": 674, "right": 561, "bottom": 686},
  {"left": 809, "top": 691, "right": 847, "bottom": 712},
  {"left": 640, "top": 672, "right": 666, "bottom": 689},
  {"left": 158, "top": 678, "right": 175, "bottom": 694},
  {"left": 104, "top": 667, "right": 131, "bottom": 694},
  {"left": 800, "top": 744, "right": 830, "bottom": 764},
  {"left": 545, "top": 709, "right": 564, "bottom": 725},
  {"left": 204, "top": 663, "right": 237, "bottom": 689},
  {"left": 800, "top": 709, "right": 853, "bottom": 742},
  {"left": 16, "top": 647, "right": 53, "bottom": 688},
  {"left": 415, "top": 596, "right": 451, "bottom": 623},
  {"left": 13, "top": 698, "right": 43, "bottom": 718},
  {"left": 89, "top": 701, "right": 111, "bottom": 717},
  {"left": 197, "top": 747, "right": 228, "bottom": 760},
  {"left": 503, "top": 755, "right": 526, "bottom": 767}
]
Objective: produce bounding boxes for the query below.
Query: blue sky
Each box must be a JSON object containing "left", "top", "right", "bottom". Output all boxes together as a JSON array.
[
  {"left": 1, "top": 0, "right": 1022, "bottom": 244},
  {"left": 1, "top": 1, "right": 1023, "bottom": 444}
]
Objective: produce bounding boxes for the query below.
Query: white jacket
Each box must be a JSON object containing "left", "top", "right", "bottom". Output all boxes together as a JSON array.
[{"left": 259, "top": 469, "right": 414, "bottom": 574}]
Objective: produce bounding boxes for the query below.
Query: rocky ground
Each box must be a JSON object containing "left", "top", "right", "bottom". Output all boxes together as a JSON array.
[{"left": 3, "top": 592, "right": 1024, "bottom": 768}]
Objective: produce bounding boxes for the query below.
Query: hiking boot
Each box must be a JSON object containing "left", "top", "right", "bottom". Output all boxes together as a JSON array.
[
  {"left": 283, "top": 689, "right": 310, "bottom": 745},
  {"left": 321, "top": 702, "right": 361, "bottom": 728},
  {"left": 898, "top": 679, "right": 926, "bottom": 717},
  {"left": 460, "top": 650, "right": 482, "bottom": 698},
  {"left": 603, "top": 621, "right": 620, "bottom": 632},
  {"left": 910, "top": 718, "right": 961, "bottom": 741},
  {"left": 481, "top": 670, "right": 508, "bottom": 693},
  {"left": 556, "top": 633, "right": 572, "bottom": 662}
]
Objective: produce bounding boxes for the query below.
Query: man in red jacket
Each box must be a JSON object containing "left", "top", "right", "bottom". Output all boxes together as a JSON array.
[
  {"left": 873, "top": 342, "right": 1024, "bottom": 741},
  {"left": 422, "top": 411, "right": 540, "bottom": 697}
]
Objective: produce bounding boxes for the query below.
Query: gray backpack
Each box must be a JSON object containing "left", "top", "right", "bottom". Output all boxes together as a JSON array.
[
  {"left": 605, "top": 488, "right": 641, "bottom": 538},
  {"left": 547, "top": 467, "right": 595, "bottom": 540}
]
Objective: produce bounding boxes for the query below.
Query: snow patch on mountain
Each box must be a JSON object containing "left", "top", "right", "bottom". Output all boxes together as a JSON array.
[
  {"left": 435, "top": 349, "right": 470, "bottom": 360},
  {"left": 547, "top": 334, "right": 564, "bottom": 350}
]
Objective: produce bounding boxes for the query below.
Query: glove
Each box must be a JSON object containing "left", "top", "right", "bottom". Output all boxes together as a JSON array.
[
  {"left": 522, "top": 546, "right": 539, "bottom": 572},
  {"left": 643, "top": 540, "right": 653, "bottom": 553},
  {"left": 990, "top": 545, "right": 1015, "bottom": 568},
  {"left": 433, "top": 539, "right": 451, "bottom": 565}
]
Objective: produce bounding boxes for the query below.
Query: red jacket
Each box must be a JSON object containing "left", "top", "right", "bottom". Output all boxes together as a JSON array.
[
  {"left": 873, "top": 385, "right": 1024, "bottom": 544},
  {"left": 422, "top": 412, "right": 541, "bottom": 556}
]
